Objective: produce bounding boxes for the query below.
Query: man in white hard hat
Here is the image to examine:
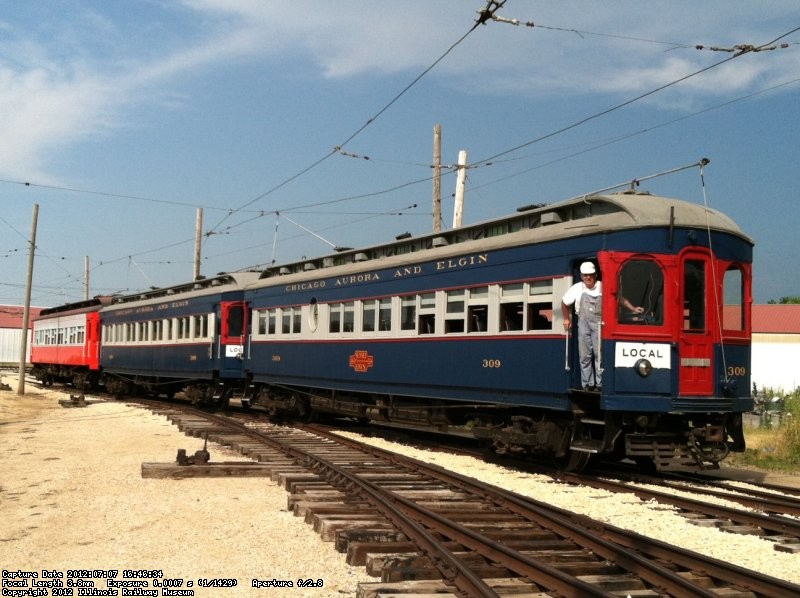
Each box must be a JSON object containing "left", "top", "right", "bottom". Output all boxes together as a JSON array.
[{"left": 561, "top": 261, "right": 603, "bottom": 391}]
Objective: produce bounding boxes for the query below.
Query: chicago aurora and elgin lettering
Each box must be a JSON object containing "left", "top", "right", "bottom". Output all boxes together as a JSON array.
[{"left": 283, "top": 252, "right": 489, "bottom": 293}]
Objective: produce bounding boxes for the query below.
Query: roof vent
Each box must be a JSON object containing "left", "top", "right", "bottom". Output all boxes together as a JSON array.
[{"left": 540, "top": 212, "right": 562, "bottom": 225}]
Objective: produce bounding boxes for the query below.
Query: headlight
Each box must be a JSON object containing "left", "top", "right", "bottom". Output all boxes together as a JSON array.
[{"left": 635, "top": 358, "right": 652, "bottom": 377}]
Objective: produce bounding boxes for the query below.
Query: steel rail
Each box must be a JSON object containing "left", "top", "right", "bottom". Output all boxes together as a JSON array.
[
  {"left": 557, "top": 471, "right": 800, "bottom": 538},
  {"left": 313, "top": 424, "right": 800, "bottom": 598}
]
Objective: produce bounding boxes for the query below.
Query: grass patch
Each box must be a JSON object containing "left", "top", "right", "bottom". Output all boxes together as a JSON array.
[{"left": 727, "top": 387, "right": 800, "bottom": 472}]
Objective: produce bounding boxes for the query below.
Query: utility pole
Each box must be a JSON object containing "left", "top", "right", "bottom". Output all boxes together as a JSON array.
[
  {"left": 432, "top": 124, "right": 442, "bottom": 233},
  {"left": 194, "top": 208, "right": 203, "bottom": 280},
  {"left": 84, "top": 256, "right": 89, "bottom": 301},
  {"left": 18, "top": 203, "right": 38, "bottom": 396},
  {"left": 452, "top": 150, "right": 467, "bottom": 229}
]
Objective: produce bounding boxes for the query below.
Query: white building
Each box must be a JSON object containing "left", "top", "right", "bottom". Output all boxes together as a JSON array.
[
  {"left": 0, "top": 305, "right": 44, "bottom": 365},
  {"left": 750, "top": 304, "right": 800, "bottom": 394}
]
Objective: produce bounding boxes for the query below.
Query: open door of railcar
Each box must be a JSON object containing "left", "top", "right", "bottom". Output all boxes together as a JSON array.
[{"left": 219, "top": 300, "right": 248, "bottom": 378}]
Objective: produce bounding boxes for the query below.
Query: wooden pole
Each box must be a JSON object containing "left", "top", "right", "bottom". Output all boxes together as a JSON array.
[
  {"left": 432, "top": 124, "right": 442, "bottom": 233},
  {"left": 18, "top": 203, "right": 39, "bottom": 395}
]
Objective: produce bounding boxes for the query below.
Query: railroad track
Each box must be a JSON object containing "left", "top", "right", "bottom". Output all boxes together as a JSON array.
[
  {"left": 137, "top": 402, "right": 799, "bottom": 597},
  {"left": 552, "top": 470, "right": 800, "bottom": 552}
]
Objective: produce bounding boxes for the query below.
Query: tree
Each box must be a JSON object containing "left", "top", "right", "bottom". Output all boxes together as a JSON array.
[{"left": 767, "top": 296, "right": 800, "bottom": 304}]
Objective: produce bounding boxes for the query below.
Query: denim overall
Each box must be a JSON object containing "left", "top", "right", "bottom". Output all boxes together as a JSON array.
[{"left": 578, "top": 291, "right": 602, "bottom": 389}]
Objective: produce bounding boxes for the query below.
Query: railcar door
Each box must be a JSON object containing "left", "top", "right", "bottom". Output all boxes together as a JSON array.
[
  {"left": 679, "top": 252, "right": 715, "bottom": 395},
  {"left": 219, "top": 300, "right": 248, "bottom": 376}
]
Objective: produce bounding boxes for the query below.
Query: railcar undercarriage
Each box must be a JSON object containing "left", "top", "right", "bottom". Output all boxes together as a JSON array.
[
  {"left": 248, "top": 383, "right": 746, "bottom": 472},
  {"left": 102, "top": 373, "right": 245, "bottom": 409},
  {"left": 31, "top": 364, "right": 98, "bottom": 391}
]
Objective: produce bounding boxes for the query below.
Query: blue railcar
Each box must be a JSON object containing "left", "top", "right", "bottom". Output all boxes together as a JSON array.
[
  {"left": 99, "top": 272, "right": 260, "bottom": 405},
  {"left": 241, "top": 191, "right": 753, "bottom": 470}
]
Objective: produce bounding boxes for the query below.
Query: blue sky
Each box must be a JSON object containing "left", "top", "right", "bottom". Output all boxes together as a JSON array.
[{"left": 1, "top": 1, "right": 798, "bottom": 307}]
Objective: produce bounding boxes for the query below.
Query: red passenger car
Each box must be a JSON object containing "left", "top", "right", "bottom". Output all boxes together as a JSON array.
[{"left": 30, "top": 297, "right": 110, "bottom": 388}]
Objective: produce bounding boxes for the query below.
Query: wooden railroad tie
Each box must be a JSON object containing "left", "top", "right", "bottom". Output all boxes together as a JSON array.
[{"left": 141, "top": 435, "right": 275, "bottom": 478}]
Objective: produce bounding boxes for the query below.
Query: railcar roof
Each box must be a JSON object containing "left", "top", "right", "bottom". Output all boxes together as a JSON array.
[
  {"left": 254, "top": 191, "right": 752, "bottom": 284},
  {"left": 36, "top": 296, "right": 112, "bottom": 319},
  {"left": 102, "top": 271, "right": 261, "bottom": 311}
]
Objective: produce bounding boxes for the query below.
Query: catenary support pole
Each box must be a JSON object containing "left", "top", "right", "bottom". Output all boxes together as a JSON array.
[
  {"left": 194, "top": 208, "right": 203, "bottom": 280},
  {"left": 18, "top": 203, "right": 39, "bottom": 396},
  {"left": 452, "top": 150, "right": 467, "bottom": 229},
  {"left": 432, "top": 124, "right": 442, "bottom": 233}
]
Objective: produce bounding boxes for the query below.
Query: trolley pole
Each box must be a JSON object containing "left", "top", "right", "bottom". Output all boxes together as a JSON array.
[{"left": 18, "top": 203, "right": 39, "bottom": 396}]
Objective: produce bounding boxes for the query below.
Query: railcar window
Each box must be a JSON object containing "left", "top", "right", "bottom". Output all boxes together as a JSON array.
[
  {"left": 527, "top": 304, "right": 552, "bottom": 330},
  {"left": 362, "top": 299, "right": 392, "bottom": 333},
  {"left": 445, "top": 290, "right": 466, "bottom": 334},
  {"left": 362, "top": 300, "right": 376, "bottom": 332},
  {"left": 418, "top": 293, "right": 436, "bottom": 335},
  {"left": 178, "top": 316, "right": 192, "bottom": 340},
  {"left": 501, "top": 303, "right": 523, "bottom": 331},
  {"left": 289, "top": 307, "right": 302, "bottom": 334},
  {"left": 618, "top": 259, "right": 665, "bottom": 326},
  {"left": 255, "top": 309, "right": 277, "bottom": 335},
  {"left": 723, "top": 266, "right": 745, "bottom": 331},
  {"left": 401, "top": 296, "right": 416, "bottom": 331},
  {"left": 500, "top": 283, "right": 524, "bottom": 331},
  {"left": 527, "top": 280, "right": 553, "bottom": 331},
  {"left": 193, "top": 314, "right": 209, "bottom": 339},
  {"left": 379, "top": 298, "right": 391, "bottom": 331},
  {"left": 468, "top": 287, "right": 489, "bottom": 332},
  {"left": 343, "top": 302, "right": 355, "bottom": 332},
  {"left": 684, "top": 260, "right": 706, "bottom": 331},
  {"left": 530, "top": 280, "right": 552, "bottom": 295},
  {"left": 329, "top": 303, "right": 342, "bottom": 333}
]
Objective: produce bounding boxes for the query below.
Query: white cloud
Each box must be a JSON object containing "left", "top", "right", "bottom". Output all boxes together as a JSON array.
[{"left": 0, "top": 1, "right": 796, "bottom": 180}]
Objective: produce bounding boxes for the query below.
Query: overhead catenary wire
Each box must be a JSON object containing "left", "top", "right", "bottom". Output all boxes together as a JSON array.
[
  {"left": 7, "top": 10, "right": 798, "bottom": 304},
  {"left": 471, "top": 25, "right": 800, "bottom": 168},
  {"left": 205, "top": 0, "right": 507, "bottom": 236},
  {"left": 463, "top": 75, "right": 800, "bottom": 195}
]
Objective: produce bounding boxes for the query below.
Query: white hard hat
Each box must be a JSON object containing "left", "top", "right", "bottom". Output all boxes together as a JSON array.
[{"left": 580, "top": 262, "right": 596, "bottom": 275}]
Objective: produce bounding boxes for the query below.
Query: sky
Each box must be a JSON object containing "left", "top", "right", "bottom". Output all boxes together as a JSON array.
[{"left": 1, "top": 1, "right": 798, "bottom": 307}]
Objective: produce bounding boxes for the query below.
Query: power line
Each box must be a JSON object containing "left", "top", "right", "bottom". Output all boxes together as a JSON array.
[
  {"left": 471, "top": 25, "right": 800, "bottom": 167},
  {"left": 206, "top": 0, "right": 507, "bottom": 235},
  {"left": 466, "top": 76, "right": 800, "bottom": 193},
  {"left": 0, "top": 178, "right": 236, "bottom": 212}
]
